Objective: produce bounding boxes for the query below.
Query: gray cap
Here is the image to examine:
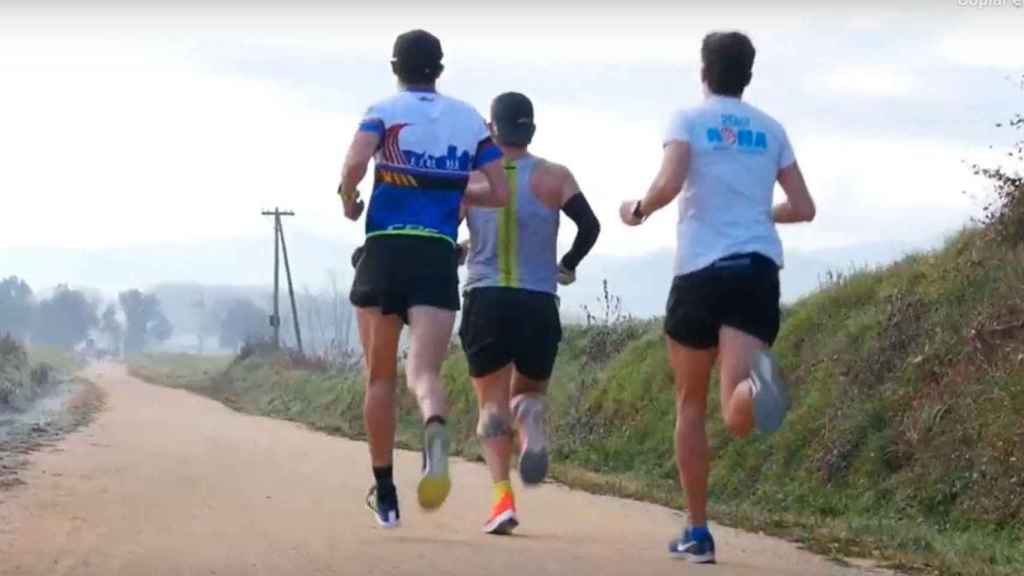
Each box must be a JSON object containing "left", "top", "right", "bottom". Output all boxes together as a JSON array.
[{"left": 491, "top": 92, "right": 535, "bottom": 146}]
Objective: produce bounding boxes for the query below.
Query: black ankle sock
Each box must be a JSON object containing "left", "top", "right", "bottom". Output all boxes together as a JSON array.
[
  {"left": 373, "top": 465, "right": 394, "bottom": 489},
  {"left": 425, "top": 415, "right": 446, "bottom": 427}
]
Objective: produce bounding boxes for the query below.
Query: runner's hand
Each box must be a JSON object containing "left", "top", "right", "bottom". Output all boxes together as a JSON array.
[
  {"left": 344, "top": 198, "right": 365, "bottom": 221},
  {"left": 557, "top": 263, "right": 576, "bottom": 286},
  {"left": 619, "top": 200, "right": 644, "bottom": 226},
  {"left": 339, "top": 186, "right": 364, "bottom": 221},
  {"left": 456, "top": 240, "right": 470, "bottom": 267}
]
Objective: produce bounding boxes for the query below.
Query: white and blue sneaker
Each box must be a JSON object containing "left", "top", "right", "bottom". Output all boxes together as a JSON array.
[
  {"left": 668, "top": 527, "right": 716, "bottom": 563},
  {"left": 750, "top": 349, "right": 789, "bottom": 434},
  {"left": 366, "top": 484, "right": 400, "bottom": 528}
]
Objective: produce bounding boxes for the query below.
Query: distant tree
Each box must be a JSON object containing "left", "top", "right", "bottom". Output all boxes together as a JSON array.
[
  {"left": 0, "top": 276, "right": 35, "bottom": 340},
  {"left": 99, "top": 304, "right": 124, "bottom": 355},
  {"left": 218, "top": 298, "right": 269, "bottom": 350},
  {"left": 192, "top": 292, "right": 222, "bottom": 355},
  {"left": 33, "top": 285, "right": 98, "bottom": 350},
  {"left": 296, "top": 272, "right": 356, "bottom": 362},
  {"left": 151, "top": 314, "right": 173, "bottom": 343},
  {"left": 119, "top": 290, "right": 173, "bottom": 355}
]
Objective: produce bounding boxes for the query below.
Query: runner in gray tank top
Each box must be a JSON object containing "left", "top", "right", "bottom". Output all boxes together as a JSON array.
[
  {"left": 459, "top": 92, "right": 600, "bottom": 535},
  {"left": 465, "top": 153, "right": 560, "bottom": 294}
]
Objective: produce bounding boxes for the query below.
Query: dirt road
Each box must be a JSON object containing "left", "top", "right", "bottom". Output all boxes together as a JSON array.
[{"left": 0, "top": 364, "right": 886, "bottom": 575}]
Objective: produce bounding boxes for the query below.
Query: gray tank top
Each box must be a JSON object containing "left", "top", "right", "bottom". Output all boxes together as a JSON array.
[{"left": 465, "top": 155, "right": 559, "bottom": 294}]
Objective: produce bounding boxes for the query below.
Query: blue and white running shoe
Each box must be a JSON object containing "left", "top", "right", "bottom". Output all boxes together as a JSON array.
[
  {"left": 668, "top": 527, "right": 716, "bottom": 564},
  {"left": 366, "top": 484, "right": 400, "bottom": 528}
]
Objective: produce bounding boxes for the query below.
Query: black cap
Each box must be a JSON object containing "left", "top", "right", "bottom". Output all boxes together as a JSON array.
[
  {"left": 392, "top": 29, "right": 443, "bottom": 82},
  {"left": 491, "top": 92, "right": 535, "bottom": 147}
]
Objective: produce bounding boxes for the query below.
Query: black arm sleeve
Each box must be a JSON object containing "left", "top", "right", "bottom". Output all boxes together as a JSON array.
[{"left": 559, "top": 193, "right": 601, "bottom": 272}]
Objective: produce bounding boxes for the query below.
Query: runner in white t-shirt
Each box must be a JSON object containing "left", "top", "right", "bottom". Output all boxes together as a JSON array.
[{"left": 619, "top": 31, "right": 816, "bottom": 564}]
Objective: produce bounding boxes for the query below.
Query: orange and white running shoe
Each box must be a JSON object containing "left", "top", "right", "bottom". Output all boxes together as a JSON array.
[{"left": 482, "top": 491, "right": 519, "bottom": 535}]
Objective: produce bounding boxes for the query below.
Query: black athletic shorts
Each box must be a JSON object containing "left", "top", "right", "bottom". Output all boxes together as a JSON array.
[
  {"left": 459, "top": 287, "right": 562, "bottom": 381},
  {"left": 349, "top": 235, "right": 460, "bottom": 323},
  {"left": 664, "top": 252, "right": 781, "bottom": 349}
]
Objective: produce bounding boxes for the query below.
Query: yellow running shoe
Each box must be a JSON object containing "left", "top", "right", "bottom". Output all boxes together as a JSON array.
[{"left": 417, "top": 421, "right": 451, "bottom": 509}]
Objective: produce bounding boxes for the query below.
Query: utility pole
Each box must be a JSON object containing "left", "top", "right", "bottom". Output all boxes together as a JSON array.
[
  {"left": 192, "top": 291, "right": 205, "bottom": 354},
  {"left": 261, "top": 208, "right": 302, "bottom": 353},
  {"left": 278, "top": 217, "right": 303, "bottom": 354}
]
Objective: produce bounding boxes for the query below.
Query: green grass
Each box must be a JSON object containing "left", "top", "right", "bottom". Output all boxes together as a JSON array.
[
  {"left": 2, "top": 339, "right": 83, "bottom": 409},
  {"left": 130, "top": 353, "right": 376, "bottom": 442},
  {"left": 129, "top": 354, "right": 232, "bottom": 391},
  {"left": 130, "top": 229, "right": 1024, "bottom": 576},
  {"left": 27, "top": 345, "right": 86, "bottom": 374}
]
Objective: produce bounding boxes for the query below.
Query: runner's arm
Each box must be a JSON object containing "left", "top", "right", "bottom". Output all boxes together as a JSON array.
[
  {"left": 457, "top": 174, "right": 482, "bottom": 267},
  {"left": 464, "top": 159, "right": 509, "bottom": 208},
  {"left": 773, "top": 162, "right": 816, "bottom": 223},
  {"left": 463, "top": 172, "right": 489, "bottom": 217},
  {"left": 338, "top": 131, "right": 381, "bottom": 221},
  {"left": 620, "top": 142, "right": 689, "bottom": 225},
  {"left": 558, "top": 169, "right": 600, "bottom": 273}
]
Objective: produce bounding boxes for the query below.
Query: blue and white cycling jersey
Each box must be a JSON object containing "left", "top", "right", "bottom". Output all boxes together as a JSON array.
[{"left": 358, "top": 90, "right": 502, "bottom": 245}]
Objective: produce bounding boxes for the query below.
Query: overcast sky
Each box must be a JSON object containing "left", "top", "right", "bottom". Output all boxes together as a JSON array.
[{"left": 1, "top": 1, "right": 1022, "bottom": 267}]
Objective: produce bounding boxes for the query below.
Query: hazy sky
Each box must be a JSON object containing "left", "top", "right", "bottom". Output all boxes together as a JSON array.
[{"left": 2, "top": 1, "right": 1022, "bottom": 265}]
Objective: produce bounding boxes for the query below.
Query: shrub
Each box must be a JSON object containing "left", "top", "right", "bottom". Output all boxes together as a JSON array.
[
  {"left": 0, "top": 334, "right": 31, "bottom": 407},
  {"left": 972, "top": 76, "right": 1024, "bottom": 245}
]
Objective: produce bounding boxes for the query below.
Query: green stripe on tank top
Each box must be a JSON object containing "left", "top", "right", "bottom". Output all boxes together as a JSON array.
[{"left": 498, "top": 160, "right": 519, "bottom": 287}]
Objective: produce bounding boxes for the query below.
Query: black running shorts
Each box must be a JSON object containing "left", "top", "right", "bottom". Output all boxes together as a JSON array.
[
  {"left": 349, "top": 235, "right": 460, "bottom": 322},
  {"left": 664, "top": 252, "right": 781, "bottom": 349},
  {"left": 459, "top": 287, "right": 562, "bottom": 381}
]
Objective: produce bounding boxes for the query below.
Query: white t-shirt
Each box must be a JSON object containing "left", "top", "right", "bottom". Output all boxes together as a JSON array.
[{"left": 664, "top": 95, "right": 795, "bottom": 275}]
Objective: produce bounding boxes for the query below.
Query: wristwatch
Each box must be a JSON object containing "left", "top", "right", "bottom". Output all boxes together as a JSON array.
[{"left": 338, "top": 185, "right": 358, "bottom": 203}]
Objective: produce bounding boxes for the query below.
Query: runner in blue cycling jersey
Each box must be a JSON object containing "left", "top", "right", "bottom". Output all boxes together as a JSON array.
[{"left": 338, "top": 29, "right": 509, "bottom": 528}]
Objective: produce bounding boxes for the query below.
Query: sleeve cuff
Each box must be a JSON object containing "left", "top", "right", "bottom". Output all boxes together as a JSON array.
[
  {"left": 472, "top": 138, "right": 503, "bottom": 169},
  {"left": 358, "top": 118, "right": 385, "bottom": 137}
]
